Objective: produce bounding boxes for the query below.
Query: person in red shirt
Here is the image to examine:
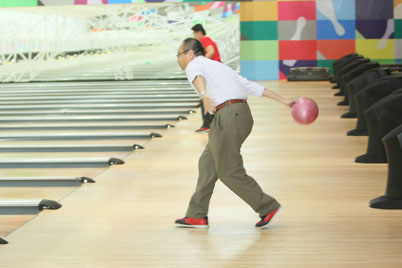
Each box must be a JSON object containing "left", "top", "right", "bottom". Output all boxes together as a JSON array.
[
  {"left": 191, "top": 24, "right": 221, "bottom": 132},
  {"left": 192, "top": 24, "right": 221, "bottom": 62}
]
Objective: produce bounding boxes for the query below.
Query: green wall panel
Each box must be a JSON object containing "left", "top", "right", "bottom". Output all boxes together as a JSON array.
[
  {"left": 241, "top": 21, "right": 278, "bottom": 40},
  {"left": 395, "top": 19, "right": 402, "bottom": 39},
  {"left": 240, "top": 40, "right": 278, "bottom": 61},
  {"left": 317, "top": 60, "right": 336, "bottom": 74},
  {"left": 0, "top": 0, "right": 37, "bottom": 7},
  {"left": 372, "top": 59, "right": 395, "bottom": 64}
]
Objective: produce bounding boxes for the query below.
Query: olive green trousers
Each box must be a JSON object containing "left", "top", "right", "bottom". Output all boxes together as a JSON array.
[{"left": 185, "top": 102, "right": 280, "bottom": 218}]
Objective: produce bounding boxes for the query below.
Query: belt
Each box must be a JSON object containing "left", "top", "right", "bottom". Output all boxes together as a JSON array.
[{"left": 215, "top": 99, "right": 247, "bottom": 112}]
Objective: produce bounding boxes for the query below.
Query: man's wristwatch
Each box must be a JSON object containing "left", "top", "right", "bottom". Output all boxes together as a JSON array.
[{"left": 199, "top": 91, "right": 206, "bottom": 99}]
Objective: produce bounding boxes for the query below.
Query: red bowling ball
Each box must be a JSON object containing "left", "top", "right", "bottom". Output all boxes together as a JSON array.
[{"left": 291, "top": 97, "right": 319, "bottom": 125}]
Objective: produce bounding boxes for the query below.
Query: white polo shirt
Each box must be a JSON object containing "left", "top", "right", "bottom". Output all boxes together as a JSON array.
[{"left": 185, "top": 56, "right": 265, "bottom": 106}]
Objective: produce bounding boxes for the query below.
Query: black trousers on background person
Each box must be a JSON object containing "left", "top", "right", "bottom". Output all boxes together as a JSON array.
[{"left": 200, "top": 100, "right": 214, "bottom": 129}]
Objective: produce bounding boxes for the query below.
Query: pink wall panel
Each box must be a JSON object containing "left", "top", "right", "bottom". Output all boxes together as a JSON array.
[{"left": 278, "top": 1, "right": 316, "bottom": 21}]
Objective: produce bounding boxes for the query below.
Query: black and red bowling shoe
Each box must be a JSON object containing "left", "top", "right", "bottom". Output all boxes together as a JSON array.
[
  {"left": 195, "top": 127, "right": 210, "bottom": 132},
  {"left": 255, "top": 207, "right": 280, "bottom": 228},
  {"left": 175, "top": 217, "right": 208, "bottom": 228}
]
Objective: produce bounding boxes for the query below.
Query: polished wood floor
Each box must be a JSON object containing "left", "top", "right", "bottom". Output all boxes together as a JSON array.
[{"left": 1, "top": 81, "right": 401, "bottom": 267}]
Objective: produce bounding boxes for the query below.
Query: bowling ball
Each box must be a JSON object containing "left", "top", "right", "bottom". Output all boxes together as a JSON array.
[{"left": 291, "top": 97, "right": 319, "bottom": 125}]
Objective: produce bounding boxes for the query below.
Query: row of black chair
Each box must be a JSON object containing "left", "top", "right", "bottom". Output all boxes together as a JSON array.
[{"left": 331, "top": 54, "right": 402, "bottom": 209}]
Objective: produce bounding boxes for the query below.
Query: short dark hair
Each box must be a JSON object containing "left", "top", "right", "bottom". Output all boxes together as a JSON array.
[
  {"left": 191, "top": 24, "right": 206, "bottom": 36},
  {"left": 182, "top": 38, "right": 205, "bottom": 57}
]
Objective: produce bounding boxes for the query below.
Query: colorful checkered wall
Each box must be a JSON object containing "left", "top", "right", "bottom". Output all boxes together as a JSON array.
[{"left": 241, "top": 0, "right": 402, "bottom": 80}]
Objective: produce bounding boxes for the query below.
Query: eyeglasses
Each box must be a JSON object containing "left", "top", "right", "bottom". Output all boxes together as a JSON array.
[{"left": 176, "top": 49, "right": 189, "bottom": 58}]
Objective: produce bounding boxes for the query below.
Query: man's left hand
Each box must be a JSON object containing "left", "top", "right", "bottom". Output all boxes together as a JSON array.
[{"left": 202, "top": 94, "right": 216, "bottom": 114}]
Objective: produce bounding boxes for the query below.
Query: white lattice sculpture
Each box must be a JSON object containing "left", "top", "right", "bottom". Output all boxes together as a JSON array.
[{"left": 0, "top": 3, "right": 239, "bottom": 82}]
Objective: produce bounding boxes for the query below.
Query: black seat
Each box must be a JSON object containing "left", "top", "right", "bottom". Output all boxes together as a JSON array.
[
  {"left": 333, "top": 54, "right": 360, "bottom": 75},
  {"left": 370, "top": 123, "right": 402, "bottom": 209},
  {"left": 348, "top": 74, "right": 402, "bottom": 136},
  {"left": 335, "top": 57, "right": 367, "bottom": 78},
  {"left": 342, "top": 68, "right": 391, "bottom": 119},
  {"left": 337, "top": 62, "right": 380, "bottom": 106},
  {"left": 356, "top": 92, "right": 402, "bottom": 163},
  {"left": 395, "top": 88, "right": 402, "bottom": 94},
  {"left": 332, "top": 54, "right": 362, "bottom": 86},
  {"left": 334, "top": 58, "right": 370, "bottom": 95}
]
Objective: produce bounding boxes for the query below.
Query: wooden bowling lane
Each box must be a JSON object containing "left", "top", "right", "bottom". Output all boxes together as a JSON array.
[
  {"left": 31, "top": 68, "right": 187, "bottom": 81},
  {"left": 0, "top": 123, "right": 175, "bottom": 131},
  {"left": 30, "top": 58, "right": 188, "bottom": 81},
  {"left": 0, "top": 90, "right": 196, "bottom": 97},
  {"left": 5, "top": 110, "right": 193, "bottom": 119},
  {"left": 0, "top": 114, "right": 189, "bottom": 124},
  {"left": 0, "top": 99, "right": 199, "bottom": 106},
  {"left": 0, "top": 130, "right": 164, "bottom": 140},
  {"left": 0, "top": 151, "right": 135, "bottom": 161},
  {"left": 0, "top": 166, "right": 106, "bottom": 239},
  {"left": 0, "top": 165, "right": 107, "bottom": 179},
  {"left": 0, "top": 119, "right": 188, "bottom": 128},
  {"left": 0, "top": 95, "right": 198, "bottom": 102},
  {"left": 0, "top": 131, "right": 157, "bottom": 165},
  {"left": 0, "top": 79, "right": 190, "bottom": 88},
  {"left": 0, "top": 91, "right": 199, "bottom": 103},
  {"left": 0, "top": 110, "right": 194, "bottom": 119},
  {"left": 2, "top": 81, "right": 400, "bottom": 267},
  {"left": 0, "top": 215, "right": 36, "bottom": 242},
  {"left": 0, "top": 74, "right": 196, "bottom": 243},
  {"left": 0, "top": 102, "right": 199, "bottom": 111},
  {"left": 0, "top": 87, "right": 195, "bottom": 96},
  {"left": 0, "top": 117, "right": 188, "bottom": 143}
]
